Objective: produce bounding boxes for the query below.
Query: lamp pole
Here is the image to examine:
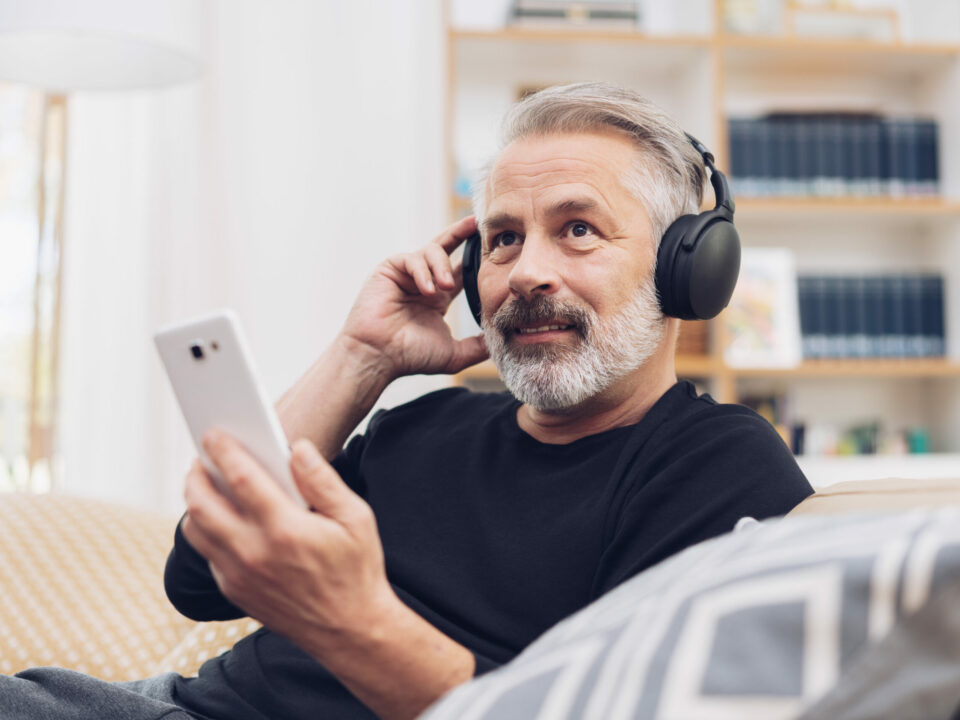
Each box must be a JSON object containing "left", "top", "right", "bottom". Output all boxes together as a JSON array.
[{"left": 26, "top": 94, "right": 67, "bottom": 490}]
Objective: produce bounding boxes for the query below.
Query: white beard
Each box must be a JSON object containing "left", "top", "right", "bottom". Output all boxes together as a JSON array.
[{"left": 482, "top": 279, "right": 666, "bottom": 412}]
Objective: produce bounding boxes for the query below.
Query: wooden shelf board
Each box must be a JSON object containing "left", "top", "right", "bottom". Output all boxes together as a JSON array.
[
  {"left": 451, "top": 27, "right": 959, "bottom": 58},
  {"left": 732, "top": 359, "right": 960, "bottom": 378},
  {"left": 720, "top": 34, "right": 960, "bottom": 76},
  {"left": 457, "top": 360, "right": 500, "bottom": 382},
  {"left": 798, "top": 454, "right": 960, "bottom": 488},
  {"left": 735, "top": 196, "right": 960, "bottom": 219},
  {"left": 676, "top": 355, "right": 721, "bottom": 377},
  {"left": 450, "top": 28, "right": 712, "bottom": 47},
  {"left": 719, "top": 33, "right": 960, "bottom": 57}
]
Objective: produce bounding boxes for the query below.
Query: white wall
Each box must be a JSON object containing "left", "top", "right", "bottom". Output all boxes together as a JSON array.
[{"left": 59, "top": 0, "right": 450, "bottom": 512}]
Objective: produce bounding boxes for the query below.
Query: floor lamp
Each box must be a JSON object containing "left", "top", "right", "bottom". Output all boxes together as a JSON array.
[{"left": 0, "top": 0, "right": 205, "bottom": 489}]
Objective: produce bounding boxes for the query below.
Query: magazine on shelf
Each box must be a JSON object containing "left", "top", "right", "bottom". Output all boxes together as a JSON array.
[{"left": 723, "top": 248, "right": 803, "bottom": 369}]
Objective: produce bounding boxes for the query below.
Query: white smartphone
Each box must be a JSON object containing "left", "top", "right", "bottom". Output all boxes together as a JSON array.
[{"left": 154, "top": 309, "right": 306, "bottom": 508}]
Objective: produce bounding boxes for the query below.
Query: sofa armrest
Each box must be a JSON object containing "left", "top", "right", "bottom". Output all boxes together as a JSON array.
[
  {"left": 788, "top": 477, "right": 960, "bottom": 516},
  {"left": 0, "top": 493, "right": 257, "bottom": 681}
]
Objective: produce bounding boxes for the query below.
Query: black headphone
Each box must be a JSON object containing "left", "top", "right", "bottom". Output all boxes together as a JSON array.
[{"left": 460, "top": 134, "right": 740, "bottom": 325}]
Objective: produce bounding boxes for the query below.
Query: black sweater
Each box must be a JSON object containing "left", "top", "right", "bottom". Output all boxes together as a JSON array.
[{"left": 163, "top": 382, "right": 812, "bottom": 720}]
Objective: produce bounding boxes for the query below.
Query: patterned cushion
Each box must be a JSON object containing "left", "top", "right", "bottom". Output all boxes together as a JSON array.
[
  {"left": 154, "top": 617, "right": 262, "bottom": 678},
  {"left": 0, "top": 493, "right": 258, "bottom": 681},
  {"left": 420, "top": 510, "right": 960, "bottom": 720}
]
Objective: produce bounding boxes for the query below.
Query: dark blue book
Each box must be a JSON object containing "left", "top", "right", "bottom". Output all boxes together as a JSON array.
[
  {"left": 815, "top": 114, "right": 831, "bottom": 196},
  {"left": 863, "top": 116, "right": 883, "bottom": 196},
  {"left": 780, "top": 115, "right": 802, "bottom": 195},
  {"left": 903, "top": 120, "right": 920, "bottom": 196},
  {"left": 824, "top": 115, "right": 844, "bottom": 196},
  {"left": 798, "top": 276, "right": 816, "bottom": 358},
  {"left": 917, "top": 119, "right": 939, "bottom": 196},
  {"left": 728, "top": 117, "right": 748, "bottom": 196},
  {"left": 903, "top": 274, "right": 925, "bottom": 357},
  {"left": 882, "top": 118, "right": 905, "bottom": 196},
  {"left": 921, "top": 274, "right": 946, "bottom": 356},
  {"left": 809, "top": 275, "right": 827, "bottom": 359},
  {"left": 839, "top": 117, "right": 856, "bottom": 197},
  {"left": 884, "top": 275, "right": 908, "bottom": 357},
  {"left": 769, "top": 115, "right": 786, "bottom": 195},
  {"left": 863, "top": 275, "right": 884, "bottom": 356},
  {"left": 823, "top": 275, "right": 843, "bottom": 357},
  {"left": 756, "top": 116, "right": 775, "bottom": 196},
  {"left": 851, "top": 275, "right": 869, "bottom": 357},
  {"left": 796, "top": 115, "right": 816, "bottom": 195}
]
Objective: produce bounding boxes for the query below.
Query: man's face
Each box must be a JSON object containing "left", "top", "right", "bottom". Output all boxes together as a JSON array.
[{"left": 477, "top": 131, "right": 667, "bottom": 412}]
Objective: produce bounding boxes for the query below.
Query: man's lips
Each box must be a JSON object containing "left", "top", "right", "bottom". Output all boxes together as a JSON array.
[{"left": 514, "top": 323, "right": 576, "bottom": 335}]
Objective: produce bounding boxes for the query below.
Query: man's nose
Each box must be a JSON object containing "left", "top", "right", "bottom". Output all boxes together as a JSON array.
[{"left": 507, "top": 233, "right": 562, "bottom": 300}]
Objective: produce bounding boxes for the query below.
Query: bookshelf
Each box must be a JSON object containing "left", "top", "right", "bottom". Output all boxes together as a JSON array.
[{"left": 444, "top": 0, "right": 960, "bottom": 482}]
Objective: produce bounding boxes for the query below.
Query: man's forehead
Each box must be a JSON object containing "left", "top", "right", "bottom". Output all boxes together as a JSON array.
[
  {"left": 485, "top": 132, "right": 640, "bottom": 215},
  {"left": 490, "top": 132, "right": 637, "bottom": 182}
]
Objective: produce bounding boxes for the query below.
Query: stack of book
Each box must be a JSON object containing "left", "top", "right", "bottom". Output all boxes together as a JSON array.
[
  {"left": 728, "top": 113, "right": 940, "bottom": 198},
  {"left": 797, "top": 274, "right": 945, "bottom": 359}
]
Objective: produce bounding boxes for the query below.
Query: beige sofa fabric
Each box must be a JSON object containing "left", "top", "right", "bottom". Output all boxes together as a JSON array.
[
  {"left": 788, "top": 477, "right": 960, "bottom": 516},
  {"left": 0, "top": 493, "right": 258, "bottom": 681}
]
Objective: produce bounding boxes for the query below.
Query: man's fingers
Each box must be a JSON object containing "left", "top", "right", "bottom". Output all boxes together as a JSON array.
[
  {"left": 202, "top": 431, "right": 290, "bottom": 522},
  {"left": 424, "top": 243, "right": 455, "bottom": 290},
  {"left": 432, "top": 215, "right": 478, "bottom": 253},
  {"left": 400, "top": 253, "right": 437, "bottom": 295},
  {"left": 181, "top": 510, "right": 235, "bottom": 569},
  {"left": 290, "top": 439, "right": 362, "bottom": 521},
  {"left": 448, "top": 254, "right": 466, "bottom": 294},
  {"left": 183, "top": 459, "right": 247, "bottom": 550}
]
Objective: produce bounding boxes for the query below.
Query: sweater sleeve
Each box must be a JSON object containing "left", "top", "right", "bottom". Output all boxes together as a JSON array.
[
  {"left": 164, "top": 515, "right": 247, "bottom": 621},
  {"left": 591, "top": 410, "right": 813, "bottom": 598}
]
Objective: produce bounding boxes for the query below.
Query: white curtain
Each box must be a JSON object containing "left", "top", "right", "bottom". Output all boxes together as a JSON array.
[{"left": 58, "top": 0, "right": 449, "bottom": 512}]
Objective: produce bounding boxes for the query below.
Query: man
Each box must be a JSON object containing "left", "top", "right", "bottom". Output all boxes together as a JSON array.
[{"left": 3, "top": 83, "right": 811, "bottom": 720}]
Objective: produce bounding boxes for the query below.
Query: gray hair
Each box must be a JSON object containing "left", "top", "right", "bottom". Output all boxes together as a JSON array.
[{"left": 472, "top": 82, "right": 706, "bottom": 244}]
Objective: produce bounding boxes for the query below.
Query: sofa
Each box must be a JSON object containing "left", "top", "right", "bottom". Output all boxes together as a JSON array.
[{"left": 3, "top": 478, "right": 960, "bottom": 718}]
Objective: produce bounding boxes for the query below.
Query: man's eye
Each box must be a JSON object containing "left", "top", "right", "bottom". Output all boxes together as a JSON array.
[
  {"left": 493, "top": 231, "right": 521, "bottom": 248},
  {"left": 566, "top": 222, "right": 594, "bottom": 239}
]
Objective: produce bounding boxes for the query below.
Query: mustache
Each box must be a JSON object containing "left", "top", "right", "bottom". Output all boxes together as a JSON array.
[{"left": 491, "top": 295, "right": 591, "bottom": 340}]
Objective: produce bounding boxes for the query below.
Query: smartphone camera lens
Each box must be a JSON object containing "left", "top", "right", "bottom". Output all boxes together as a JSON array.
[{"left": 190, "top": 343, "right": 204, "bottom": 360}]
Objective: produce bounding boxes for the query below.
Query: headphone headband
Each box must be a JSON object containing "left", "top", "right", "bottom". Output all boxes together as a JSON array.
[{"left": 686, "top": 132, "right": 735, "bottom": 217}]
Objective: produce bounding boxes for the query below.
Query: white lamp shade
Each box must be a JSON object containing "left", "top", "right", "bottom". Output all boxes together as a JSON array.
[{"left": 0, "top": 0, "right": 205, "bottom": 91}]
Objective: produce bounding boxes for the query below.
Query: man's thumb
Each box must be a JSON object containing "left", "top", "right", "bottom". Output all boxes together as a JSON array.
[{"left": 449, "top": 333, "right": 489, "bottom": 373}]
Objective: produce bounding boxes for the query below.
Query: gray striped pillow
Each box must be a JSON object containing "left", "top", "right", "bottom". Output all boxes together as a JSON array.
[{"left": 420, "top": 510, "right": 960, "bottom": 720}]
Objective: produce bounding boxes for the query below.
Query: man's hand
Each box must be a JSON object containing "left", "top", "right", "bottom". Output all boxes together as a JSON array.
[
  {"left": 182, "top": 432, "right": 397, "bottom": 649},
  {"left": 273, "top": 216, "right": 489, "bottom": 460},
  {"left": 339, "top": 215, "right": 488, "bottom": 381},
  {"left": 182, "top": 432, "right": 476, "bottom": 720}
]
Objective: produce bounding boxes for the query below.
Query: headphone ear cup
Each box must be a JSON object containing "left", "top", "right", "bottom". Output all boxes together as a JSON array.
[
  {"left": 656, "top": 213, "right": 741, "bottom": 320},
  {"left": 686, "top": 219, "right": 740, "bottom": 320},
  {"left": 656, "top": 214, "right": 697, "bottom": 319},
  {"left": 461, "top": 232, "right": 483, "bottom": 327}
]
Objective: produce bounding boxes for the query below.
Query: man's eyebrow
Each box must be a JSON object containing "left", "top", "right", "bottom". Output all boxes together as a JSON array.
[
  {"left": 481, "top": 198, "right": 610, "bottom": 233},
  {"left": 480, "top": 212, "right": 521, "bottom": 233},
  {"left": 545, "top": 198, "right": 605, "bottom": 217}
]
